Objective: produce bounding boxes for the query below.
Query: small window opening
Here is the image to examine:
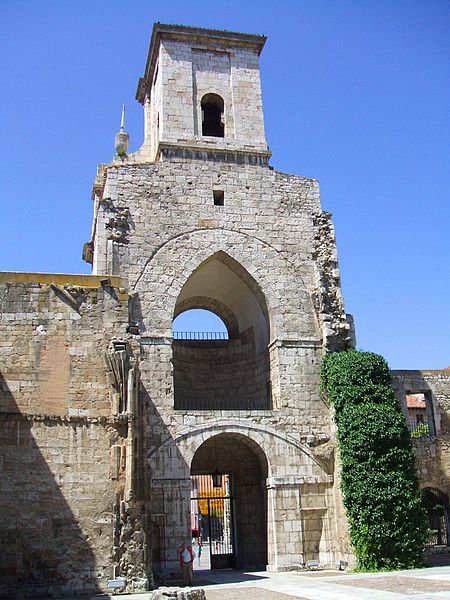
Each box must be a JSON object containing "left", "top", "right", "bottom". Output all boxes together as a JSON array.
[
  {"left": 213, "top": 190, "right": 224, "bottom": 206},
  {"left": 406, "top": 392, "right": 436, "bottom": 438},
  {"left": 201, "top": 93, "right": 224, "bottom": 137},
  {"left": 113, "top": 341, "right": 127, "bottom": 352}
]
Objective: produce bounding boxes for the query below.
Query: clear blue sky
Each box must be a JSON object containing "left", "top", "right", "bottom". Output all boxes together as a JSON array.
[{"left": 1, "top": 1, "right": 449, "bottom": 370}]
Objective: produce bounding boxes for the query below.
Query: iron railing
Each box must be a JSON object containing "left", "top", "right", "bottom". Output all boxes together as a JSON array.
[
  {"left": 172, "top": 331, "right": 229, "bottom": 340},
  {"left": 426, "top": 528, "right": 449, "bottom": 548},
  {"left": 409, "top": 421, "right": 431, "bottom": 438},
  {"left": 174, "top": 395, "right": 272, "bottom": 411}
]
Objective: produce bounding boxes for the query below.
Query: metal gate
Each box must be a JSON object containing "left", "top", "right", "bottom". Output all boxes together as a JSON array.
[
  {"left": 191, "top": 474, "right": 235, "bottom": 569},
  {"left": 423, "top": 488, "right": 450, "bottom": 548}
]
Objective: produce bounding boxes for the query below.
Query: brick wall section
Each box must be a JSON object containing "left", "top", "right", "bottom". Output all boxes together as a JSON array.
[{"left": 0, "top": 277, "right": 126, "bottom": 416}]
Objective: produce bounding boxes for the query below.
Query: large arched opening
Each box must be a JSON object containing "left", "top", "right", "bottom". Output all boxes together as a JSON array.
[
  {"left": 172, "top": 251, "right": 272, "bottom": 410},
  {"left": 190, "top": 433, "right": 268, "bottom": 570}
]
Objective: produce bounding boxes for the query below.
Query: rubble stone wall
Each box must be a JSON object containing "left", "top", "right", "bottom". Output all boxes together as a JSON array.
[{"left": 392, "top": 369, "right": 450, "bottom": 496}]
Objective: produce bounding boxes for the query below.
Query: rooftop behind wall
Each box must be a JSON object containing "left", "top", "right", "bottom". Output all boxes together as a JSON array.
[{"left": 0, "top": 272, "right": 123, "bottom": 288}]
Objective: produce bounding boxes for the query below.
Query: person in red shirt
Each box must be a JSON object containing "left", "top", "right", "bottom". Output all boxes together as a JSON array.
[{"left": 179, "top": 543, "right": 194, "bottom": 585}]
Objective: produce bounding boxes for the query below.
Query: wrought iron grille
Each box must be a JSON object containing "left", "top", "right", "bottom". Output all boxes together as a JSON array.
[
  {"left": 426, "top": 513, "right": 449, "bottom": 547},
  {"left": 175, "top": 395, "right": 271, "bottom": 411},
  {"left": 409, "top": 421, "right": 431, "bottom": 438},
  {"left": 191, "top": 474, "right": 234, "bottom": 569},
  {"left": 172, "top": 331, "right": 229, "bottom": 340}
]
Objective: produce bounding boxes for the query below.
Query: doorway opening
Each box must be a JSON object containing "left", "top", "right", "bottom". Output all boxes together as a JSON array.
[
  {"left": 422, "top": 488, "right": 450, "bottom": 547},
  {"left": 191, "top": 473, "right": 234, "bottom": 569},
  {"left": 190, "top": 433, "right": 268, "bottom": 570}
]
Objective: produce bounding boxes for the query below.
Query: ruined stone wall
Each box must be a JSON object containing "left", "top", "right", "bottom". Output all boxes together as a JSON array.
[
  {"left": 92, "top": 158, "right": 350, "bottom": 350},
  {"left": 392, "top": 369, "right": 450, "bottom": 497},
  {"left": 0, "top": 274, "right": 147, "bottom": 597},
  {"left": 89, "top": 155, "right": 352, "bottom": 572}
]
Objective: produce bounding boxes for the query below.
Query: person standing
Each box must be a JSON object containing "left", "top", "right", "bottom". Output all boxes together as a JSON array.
[
  {"left": 196, "top": 539, "right": 202, "bottom": 566},
  {"left": 179, "top": 543, "right": 194, "bottom": 586},
  {"left": 193, "top": 539, "right": 202, "bottom": 566}
]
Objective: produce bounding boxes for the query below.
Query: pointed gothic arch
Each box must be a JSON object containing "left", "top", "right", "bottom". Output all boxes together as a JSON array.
[{"left": 172, "top": 251, "right": 272, "bottom": 410}]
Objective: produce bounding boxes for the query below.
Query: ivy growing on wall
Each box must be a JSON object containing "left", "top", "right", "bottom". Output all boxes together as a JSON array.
[{"left": 320, "top": 350, "right": 428, "bottom": 570}]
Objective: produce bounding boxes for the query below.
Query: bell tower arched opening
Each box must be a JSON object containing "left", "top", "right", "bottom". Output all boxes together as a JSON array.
[
  {"left": 201, "top": 93, "right": 225, "bottom": 137},
  {"left": 172, "top": 252, "right": 272, "bottom": 411},
  {"left": 190, "top": 433, "right": 268, "bottom": 570}
]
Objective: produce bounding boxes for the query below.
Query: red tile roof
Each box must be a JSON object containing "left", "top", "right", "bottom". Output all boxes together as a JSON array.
[{"left": 406, "top": 393, "right": 426, "bottom": 409}]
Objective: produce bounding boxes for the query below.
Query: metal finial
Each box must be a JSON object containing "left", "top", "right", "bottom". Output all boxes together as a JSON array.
[{"left": 120, "top": 104, "right": 126, "bottom": 132}]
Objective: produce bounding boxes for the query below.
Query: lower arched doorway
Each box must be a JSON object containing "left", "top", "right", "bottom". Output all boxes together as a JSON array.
[
  {"left": 422, "top": 488, "right": 450, "bottom": 547},
  {"left": 190, "top": 433, "right": 268, "bottom": 570}
]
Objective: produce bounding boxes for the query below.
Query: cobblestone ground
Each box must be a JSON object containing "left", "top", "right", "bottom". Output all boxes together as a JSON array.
[
  {"left": 200, "top": 570, "right": 450, "bottom": 599},
  {"left": 206, "top": 588, "right": 307, "bottom": 600}
]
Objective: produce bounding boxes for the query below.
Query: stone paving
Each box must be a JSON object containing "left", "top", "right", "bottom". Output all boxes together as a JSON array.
[
  {"left": 206, "top": 589, "right": 305, "bottom": 600},
  {"left": 70, "top": 566, "right": 450, "bottom": 600},
  {"left": 196, "top": 567, "right": 450, "bottom": 599}
]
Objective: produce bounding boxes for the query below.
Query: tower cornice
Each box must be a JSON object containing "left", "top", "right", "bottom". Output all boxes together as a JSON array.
[{"left": 136, "top": 23, "right": 267, "bottom": 104}]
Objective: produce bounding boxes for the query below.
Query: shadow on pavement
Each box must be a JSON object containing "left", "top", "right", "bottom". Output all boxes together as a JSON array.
[{"left": 191, "top": 569, "right": 270, "bottom": 586}]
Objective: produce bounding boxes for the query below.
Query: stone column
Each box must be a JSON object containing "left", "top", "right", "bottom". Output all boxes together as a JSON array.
[{"left": 266, "top": 476, "right": 333, "bottom": 571}]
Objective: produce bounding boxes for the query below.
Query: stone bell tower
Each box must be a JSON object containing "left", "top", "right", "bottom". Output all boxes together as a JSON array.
[
  {"left": 85, "top": 23, "right": 353, "bottom": 580},
  {"left": 134, "top": 23, "right": 270, "bottom": 162}
]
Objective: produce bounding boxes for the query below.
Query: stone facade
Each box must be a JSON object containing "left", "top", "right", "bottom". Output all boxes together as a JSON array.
[
  {"left": 0, "top": 274, "right": 149, "bottom": 596},
  {"left": 87, "top": 24, "right": 353, "bottom": 580},
  {"left": 0, "top": 23, "right": 447, "bottom": 598}
]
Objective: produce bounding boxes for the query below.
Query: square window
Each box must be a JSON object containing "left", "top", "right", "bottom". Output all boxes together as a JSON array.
[{"left": 213, "top": 190, "right": 224, "bottom": 206}]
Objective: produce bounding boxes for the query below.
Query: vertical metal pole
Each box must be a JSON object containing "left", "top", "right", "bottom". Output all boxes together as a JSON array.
[{"left": 207, "top": 497, "right": 213, "bottom": 566}]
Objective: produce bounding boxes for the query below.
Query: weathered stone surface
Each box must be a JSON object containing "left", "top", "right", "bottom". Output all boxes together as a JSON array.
[
  {"left": 0, "top": 277, "right": 147, "bottom": 596},
  {"left": 2, "top": 22, "right": 447, "bottom": 599},
  {"left": 87, "top": 23, "right": 354, "bottom": 578}
]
